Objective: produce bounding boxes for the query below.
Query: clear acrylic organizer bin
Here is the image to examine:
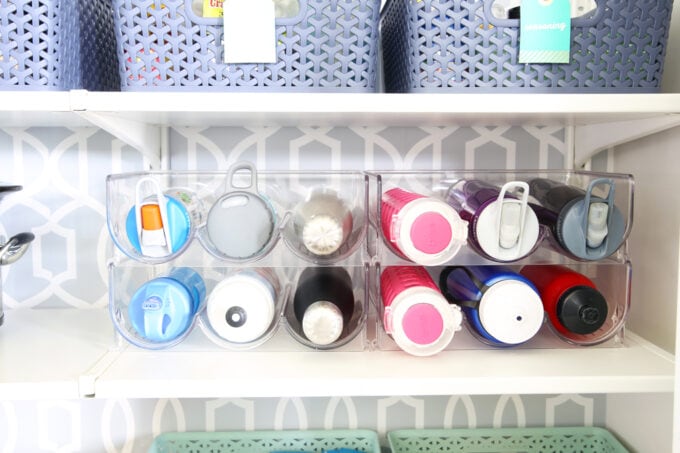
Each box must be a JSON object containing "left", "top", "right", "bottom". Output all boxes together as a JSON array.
[
  {"left": 367, "top": 169, "right": 634, "bottom": 355},
  {"left": 107, "top": 169, "right": 368, "bottom": 267},
  {"left": 370, "top": 260, "right": 632, "bottom": 353},
  {"left": 108, "top": 261, "right": 370, "bottom": 351},
  {"left": 107, "top": 169, "right": 370, "bottom": 351},
  {"left": 366, "top": 170, "right": 634, "bottom": 266}
]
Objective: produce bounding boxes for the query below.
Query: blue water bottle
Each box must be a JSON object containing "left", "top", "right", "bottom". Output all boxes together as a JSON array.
[
  {"left": 439, "top": 266, "right": 544, "bottom": 346},
  {"left": 127, "top": 267, "right": 206, "bottom": 347}
]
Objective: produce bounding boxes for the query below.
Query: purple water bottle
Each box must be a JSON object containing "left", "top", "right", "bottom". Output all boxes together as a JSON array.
[
  {"left": 528, "top": 178, "right": 626, "bottom": 260},
  {"left": 446, "top": 180, "right": 540, "bottom": 262}
]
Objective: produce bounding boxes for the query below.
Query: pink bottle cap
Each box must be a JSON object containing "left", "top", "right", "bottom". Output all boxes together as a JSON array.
[
  {"left": 391, "top": 198, "right": 467, "bottom": 266},
  {"left": 410, "top": 212, "right": 454, "bottom": 254},
  {"left": 385, "top": 286, "right": 462, "bottom": 357}
]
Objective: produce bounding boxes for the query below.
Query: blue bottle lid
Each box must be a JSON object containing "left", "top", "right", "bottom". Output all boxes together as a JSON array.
[
  {"left": 128, "top": 277, "right": 196, "bottom": 343},
  {"left": 125, "top": 195, "right": 192, "bottom": 257}
]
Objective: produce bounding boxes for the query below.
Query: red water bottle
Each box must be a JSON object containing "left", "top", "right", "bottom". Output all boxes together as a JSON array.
[{"left": 520, "top": 265, "right": 609, "bottom": 344}]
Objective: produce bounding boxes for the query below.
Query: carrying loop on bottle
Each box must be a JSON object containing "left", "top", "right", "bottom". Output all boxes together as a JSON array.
[
  {"left": 134, "top": 177, "right": 173, "bottom": 256},
  {"left": 581, "top": 178, "right": 615, "bottom": 254},
  {"left": 225, "top": 161, "right": 259, "bottom": 194},
  {"left": 439, "top": 266, "right": 489, "bottom": 309},
  {"left": 495, "top": 181, "right": 530, "bottom": 251}
]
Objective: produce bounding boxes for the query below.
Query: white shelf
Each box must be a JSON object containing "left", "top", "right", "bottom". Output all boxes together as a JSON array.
[
  {"left": 3, "top": 91, "right": 680, "bottom": 128},
  {"left": 0, "top": 308, "right": 111, "bottom": 399},
  {"left": 77, "top": 91, "right": 680, "bottom": 127},
  {"left": 4, "top": 90, "right": 680, "bottom": 164},
  {"left": 2, "top": 308, "right": 671, "bottom": 400}
]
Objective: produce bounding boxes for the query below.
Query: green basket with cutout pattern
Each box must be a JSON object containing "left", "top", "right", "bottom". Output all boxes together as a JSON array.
[
  {"left": 387, "top": 427, "right": 629, "bottom": 452},
  {"left": 148, "top": 429, "right": 381, "bottom": 453}
]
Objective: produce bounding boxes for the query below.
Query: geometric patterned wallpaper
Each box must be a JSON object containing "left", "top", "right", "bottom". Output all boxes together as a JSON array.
[
  {"left": 0, "top": 125, "right": 613, "bottom": 452},
  {"left": 1, "top": 394, "right": 605, "bottom": 452}
]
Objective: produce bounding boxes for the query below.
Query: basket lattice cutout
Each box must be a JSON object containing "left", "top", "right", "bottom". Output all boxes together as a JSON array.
[
  {"left": 112, "top": 0, "right": 381, "bottom": 91},
  {"left": 381, "top": 0, "right": 673, "bottom": 92},
  {"left": 0, "top": 0, "right": 119, "bottom": 90}
]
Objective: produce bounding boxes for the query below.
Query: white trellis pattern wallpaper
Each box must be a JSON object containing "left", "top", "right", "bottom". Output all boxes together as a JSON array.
[{"left": 0, "top": 125, "right": 612, "bottom": 452}]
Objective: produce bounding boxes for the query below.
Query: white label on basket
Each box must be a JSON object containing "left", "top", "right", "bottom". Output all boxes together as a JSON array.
[{"left": 223, "top": 0, "right": 276, "bottom": 63}]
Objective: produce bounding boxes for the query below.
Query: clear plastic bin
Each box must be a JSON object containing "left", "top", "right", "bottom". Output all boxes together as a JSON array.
[
  {"left": 371, "top": 260, "right": 631, "bottom": 351},
  {"left": 366, "top": 170, "right": 634, "bottom": 266},
  {"left": 107, "top": 170, "right": 368, "bottom": 266}
]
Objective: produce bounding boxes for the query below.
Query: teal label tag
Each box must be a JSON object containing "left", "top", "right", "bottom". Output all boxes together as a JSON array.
[{"left": 519, "top": 0, "right": 571, "bottom": 63}]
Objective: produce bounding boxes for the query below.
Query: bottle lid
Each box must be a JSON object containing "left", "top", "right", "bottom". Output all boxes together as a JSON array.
[
  {"left": 126, "top": 196, "right": 191, "bottom": 258},
  {"left": 128, "top": 277, "right": 195, "bottom": 343},
  {"left": 302, "top": 214, "right": 345, "bottom": 256},
  {"left": 474, "top": 182, "right": 540, "bottom": 262},
  {"left": 302, "top": 300, "right": 345, "bottom": 346},
  {"left": 557, "top": 285, "right": 608, "bottom": 335},
  {"left": 394, "top": 198, "right": 467, "bottom": 266},
  {"left": 478, "top": 280, "right": 544, "bottom": 345},
  {"left": 386, "top": 286, "right": 462, "bottom": 356},
  {"left": 206, "top": 273, "right": 276, "bottom": 344},
  {"left": 206, "top": 192, "right": 276, "bottom": 260}
]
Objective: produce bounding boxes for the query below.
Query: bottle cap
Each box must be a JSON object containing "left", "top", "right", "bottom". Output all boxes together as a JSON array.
[
  {"left": 394, "top": 198, "right": 467, "bottom": 265},
  {"left": 128, "top": 277, "right": 195, "bottom": 343},
  {"left": 474, "top": 181, "right": 540, "bottom": 262},
  {"left": 385, "top": 286, "right": 462, "bottom": 356},
  {"left": 557, "top": 285, "right": 608, "bottom": 335},
  {"left": 302, "top": 214, "right": 345, "bottom": 255},
  {"left": 478, "top": 279, "right": 544, "bottom": 345},
  {"left": 302, "top": 300, "right": 344, "bottom": 346},
  {"left": 206, "top": 273, "right": 276, "bottom": 344}
]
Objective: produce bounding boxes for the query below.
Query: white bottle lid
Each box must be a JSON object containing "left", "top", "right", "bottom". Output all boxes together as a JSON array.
[
  {"left": 475, "top": 200, "right": 539, "bottom": 261},
  {"left": 478, "top": 280, "right": 544, "bottom": 345},
  {"left": 302, "top": 301, "right": 345, "bottom": 346},
  {"left": 393, "top": 198, "right": 468, "bottom": 266},
  {"left": 206, "top": 273, "right": 276, "bottom": 344},
  {"left": 302, "top": 214, "right": 345, "bottom": 256},
  {"left": 385, "top": 286, "right": 463, "bottom": 356}
]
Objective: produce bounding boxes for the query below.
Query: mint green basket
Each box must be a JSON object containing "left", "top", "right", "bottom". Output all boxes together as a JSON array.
[
  {"left": 148, "top": 429, "right": 381, "bottom": 453},
  {"left": 387, "top": 427, "right": 629, "bottom": 453}
]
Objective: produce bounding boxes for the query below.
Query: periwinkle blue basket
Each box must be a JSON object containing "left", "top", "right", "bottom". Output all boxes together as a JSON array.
[
  {"left": 0, "top": 0, "right": 120, "bottom": 91},
  {"left": 381, "top": 0, "right": 674, "bottom": 92},
  {"left": 111, "top": 0, "right": 381, "bottom": 91}
]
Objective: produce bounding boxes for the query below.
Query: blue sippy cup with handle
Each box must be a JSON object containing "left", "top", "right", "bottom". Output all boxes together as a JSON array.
[{"left": 127, "top": 267, "right": 206, "bottom": 348}]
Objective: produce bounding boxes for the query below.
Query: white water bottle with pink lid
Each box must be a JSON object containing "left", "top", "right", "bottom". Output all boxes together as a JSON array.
[
  {"left": 380, "top": 266, "right": 463, "bottom": 356},
  {"left": 381, "top": 187, "right": 468, "bottom": 265}
]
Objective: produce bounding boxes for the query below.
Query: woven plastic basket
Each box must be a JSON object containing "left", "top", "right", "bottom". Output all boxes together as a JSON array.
[
  {"left": 147, "top": 429, "right": 382, "bottom": 453},
  {"left": 111, "top": 0, "right": 381, "bottom": 91},
  {"left": 381, "top": 0, "right": 673, "bottom": 92},
  {"left": 0, "top": 0, "right": 119, "bottom": 90},
  {"left": 387, "top": 427, "right": 629, "bottom": 452}
]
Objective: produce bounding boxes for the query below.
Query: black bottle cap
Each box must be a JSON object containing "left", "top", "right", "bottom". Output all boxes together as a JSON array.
[{"left": 556, "top": 286, "right": 608, "bottom": 335}]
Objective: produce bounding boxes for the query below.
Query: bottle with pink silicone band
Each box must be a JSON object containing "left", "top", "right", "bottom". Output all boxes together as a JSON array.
[
  {"left": 380, "top": 266, "right": 463, "bottom": 356},
  {"left": 381, "top": 187, "right": 468, "bottom": 265}
]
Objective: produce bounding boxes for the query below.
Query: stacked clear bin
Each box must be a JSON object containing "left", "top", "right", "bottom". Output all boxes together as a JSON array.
[
  {"left": 106, "top": 166, "right": 369, "bottom": 351},
  {"left": 367, "top": 170, "right": 633, "bottom": 355}
]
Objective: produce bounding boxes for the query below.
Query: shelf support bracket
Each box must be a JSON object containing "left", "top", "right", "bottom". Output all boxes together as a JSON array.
[
  {"left": 70, "top": 90, "right": 162, "bottom": 168},
  {"left": 574, "top": 114, "right": 680, "bottom": 168}
]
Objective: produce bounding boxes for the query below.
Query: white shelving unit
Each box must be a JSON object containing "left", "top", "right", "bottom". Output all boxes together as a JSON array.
[{"left": 1, "top": 91, "right": 678, "bottom": 451}]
